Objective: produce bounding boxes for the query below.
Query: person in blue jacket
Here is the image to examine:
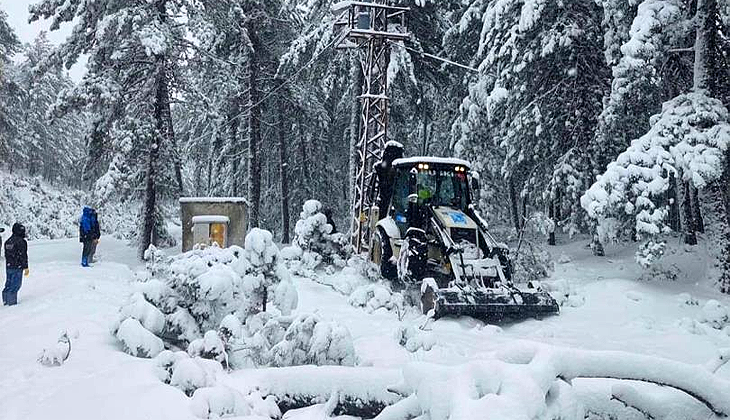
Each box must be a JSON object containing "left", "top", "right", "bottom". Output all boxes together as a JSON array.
[
  {"left": 79, "top": 207, "right": 95, "bottom": 267},
  {"left": 3, "top": 223, "right": 29, "bottom": 305}
]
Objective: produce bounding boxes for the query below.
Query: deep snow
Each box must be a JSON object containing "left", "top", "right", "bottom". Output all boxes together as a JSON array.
[{"left": 1, "top": 234, "right": 729, "bottom": 419}]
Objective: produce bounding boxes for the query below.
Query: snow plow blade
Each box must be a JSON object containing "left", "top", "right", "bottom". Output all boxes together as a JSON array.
[{"left": 432, "top": 289, "right": 559, "bottom": 321}]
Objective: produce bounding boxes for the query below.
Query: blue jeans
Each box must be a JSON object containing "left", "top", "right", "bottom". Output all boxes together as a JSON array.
[{"left": 3, "top": 268, "right": 23, "bottom": 305}]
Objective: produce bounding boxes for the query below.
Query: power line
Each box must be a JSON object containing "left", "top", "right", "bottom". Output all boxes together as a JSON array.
[
  {"left": 227, "top": 29, "right": 351, "bottom": 124},
  {"left": 387, "top": 40, "right": 479, "bottom": 73},
  {"left": 186, "top": 31, "right": 476, "bottom": 147}
]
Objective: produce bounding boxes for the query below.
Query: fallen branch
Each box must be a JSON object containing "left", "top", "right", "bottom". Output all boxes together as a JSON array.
[
  {"left": 223, "top": 365, "right": 401, "bottom": 417},
  {"left": 275, "top": 391, "right": 392, "bottom": 418},
  {"left": 610, "top": 383, "right": 660, "bottom": 420},
  {"left": 553, "top": 349, "right": 730, "bottom": 417}
]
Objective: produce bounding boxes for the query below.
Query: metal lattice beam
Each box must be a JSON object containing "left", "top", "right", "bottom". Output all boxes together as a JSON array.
[{"left": 336, "top": 1, "right": 409, "bottom": 253}]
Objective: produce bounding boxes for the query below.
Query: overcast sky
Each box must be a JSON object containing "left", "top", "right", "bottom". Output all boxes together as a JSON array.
[{"left": 3, "top": 0, "right": 86, "bottom": 82}]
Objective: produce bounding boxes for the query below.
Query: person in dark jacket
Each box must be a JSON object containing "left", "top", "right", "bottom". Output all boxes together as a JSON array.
[
  {"left": 3, "top": 223, "right": 29, "bottom": 306},
  {"left": 87, "top": 209, "right": 101, "bottom": 263},
  {"left": 79, "top": 207, "right": 95, "bottom": 267}
]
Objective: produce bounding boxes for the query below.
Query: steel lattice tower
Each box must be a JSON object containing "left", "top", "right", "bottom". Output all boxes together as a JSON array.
[{"left": 333, "top": 1, "right": 409, "bottom": 253}]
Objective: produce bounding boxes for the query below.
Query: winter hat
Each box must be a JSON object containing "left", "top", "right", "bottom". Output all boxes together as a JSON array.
[{"left": 12, "top": 223, "right": 26, "bottom": 238}]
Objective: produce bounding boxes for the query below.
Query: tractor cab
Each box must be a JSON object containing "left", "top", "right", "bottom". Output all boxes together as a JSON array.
[{"left": 388, "top": 157, "right": 474, "bottom": 238}]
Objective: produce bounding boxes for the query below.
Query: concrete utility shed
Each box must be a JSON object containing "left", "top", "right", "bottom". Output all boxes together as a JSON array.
[{"left": 180, "top": 197, "right": 248, "bottom": 252}]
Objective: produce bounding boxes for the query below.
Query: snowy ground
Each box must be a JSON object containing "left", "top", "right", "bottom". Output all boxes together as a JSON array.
[{"left": 1, "top": 235, "right": 729, "bottom": 419}]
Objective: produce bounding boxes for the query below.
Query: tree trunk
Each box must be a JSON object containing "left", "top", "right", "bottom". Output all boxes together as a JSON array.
[
  {"left": 509, "top": 179, "right": 521, "bottom": 232},
  {"left": 692, "top": 186, "right": 705, "bottom": 233},
  {"left": 140, "top": 60, "right": 169, "bottom": 259},
  {"left": 348, "top": 54, "right": 362, "bottom": 236},
  {"left": 165, "top": 106, "right": 183, "bottom": 196},
  {"left": 140, "top": 0, "right": 171, "bottom": 259},
  {"left": 246, "top": 34, "right": 262, "bottom": 229},
  {"left": 206, "top": 140, "right": 214, "bottom": 195},
  {"left": 420, "top": 86, "right": 430, "bottom": 155},
  {"left": 683, "top": 181, "right": 698, "bottom": 245},
  {"left": 277, "top": 85, "right": 290, "bottom": 244},
  {"left": 694, "top": 0, "right": 709, "bottom": 92},
  {"left": 714, "top": 163, "right": 730, "bottom": 293},
  {"left": 82, "top": 120, "right": 107, "bottom": 189},
  {"left": 668, "top": 172, "right": 681, "bottom": 232},
  {"left": 228, "top": 100, "right": 241, "bottom": 197},
  {"left": 591, "top": 227, "right": 605, "bottom": 256},
  {"left": 548, "top": 200, "right": 556, "bottom": 246}
]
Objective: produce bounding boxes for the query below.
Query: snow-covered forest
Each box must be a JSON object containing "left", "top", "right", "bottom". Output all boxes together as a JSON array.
[
  {"left": 1, "top": 0, "right": 730, "bottom": 419},
  {"left": 1, "top": 0, "right": 729, "bottom": 286}
]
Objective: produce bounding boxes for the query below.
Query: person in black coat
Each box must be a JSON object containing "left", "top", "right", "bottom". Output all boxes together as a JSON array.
[{"left": 3, "top": 223, "right": 29, "bottom": 306}]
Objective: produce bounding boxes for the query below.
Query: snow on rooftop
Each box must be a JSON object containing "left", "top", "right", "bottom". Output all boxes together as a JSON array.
[
  {"left": 385, "top": 140, "right": 404, "bottom": 149},
  {"left": 393, "top": 156, "right": 472, "bottom": 168},
  {"left": 180, "top": 197, "right": 248, "bottom": 204},
  {"left": 191, "top": 215, "right": 230, "bottom": 224}
]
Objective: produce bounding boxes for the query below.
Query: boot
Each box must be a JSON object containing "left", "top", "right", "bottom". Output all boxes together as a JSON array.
[{"left": 82, "top": 256, "right": 88, "bottom": 267}]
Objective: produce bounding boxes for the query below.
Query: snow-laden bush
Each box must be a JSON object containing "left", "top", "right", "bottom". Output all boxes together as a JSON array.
[
  {"left": 513, "top": 241, "right": 554, "bottom": 284},
  {"left": 268, "top": 313, "right": 358, "bottom": 367},
  {"left": 115, "top": 229, "right": 297, "bottom": 357},
  {"left": 190, "top": 387, "right": 280, "bottom": 420},
  {"left": 539, "top": 279, "right": 585, "bottom": 308},
  {"left": 119, "top": 229, "right": 358, "bottom": 371},
  {"left": 119, "top": 292, "right": 166, "bottom": 335},
  {"left": 701, "top": 300, "right": 729, "bottom": 330},
  {"left": 153, "top": 351, "right": 281, "bottom": 419},
  {"left": 283, "top": 200, "right": 352, "bottom": 274},
  {"left": 635, "top": 240, "right": 667, "bottom": 269},
  {"left": 154, "top": 350, "right": 222, "bottom": 396},
  {"left": 115, "top": 318, "right": 164, "bottom": 358},
  {"left": 170, "top": 357, "right": 222, "bottom": 397},
  {"left": 188, "top": 330, "right": 227, "bottom": 364},
  {"left": 348, "top": 284, "right": 405, "bottom": 314}
]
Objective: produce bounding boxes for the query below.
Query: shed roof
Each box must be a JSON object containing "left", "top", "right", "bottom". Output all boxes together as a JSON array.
[{"left": 180, "top": 197, "right": 248, "bottom": 204}]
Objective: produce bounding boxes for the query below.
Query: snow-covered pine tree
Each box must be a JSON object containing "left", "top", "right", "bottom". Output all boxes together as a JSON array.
[
  {"left": 446, "top": 0, "right": 509, "bottom": 228},
  {"left": 590, "top": 0, "right": 709, "bottom": 246},
  {"left": 388, "top": 1, "right": 464, "bottom": 158},
  {"left": 0, "top": 6, "right": 19, "bottom": 167},
  {"left": 700, "top": 0, "right": 730, "bottom": 292},
  {"left": 582, "top": 0, "right": 730, "bottom": 290},
  {"left": 451, "top": 0, "right": 608, "bottom": 236},
  {"left": 12, "top": 33, "right": 86, "bottom": 185},
  {"left": 592, "top": 0, "right": 685, "bottom": 177},
  {"left": 181, "top": 1, "right": 252, "bottom": 198},
  {"left": 30, "top": 0, "right": 187, "bottom": 256},
  {"left": 180, "top": 0, "right": 300, "bottom": 234},
  {"left": 276, "top": 0, "right": 355, "bottom": 236}
]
